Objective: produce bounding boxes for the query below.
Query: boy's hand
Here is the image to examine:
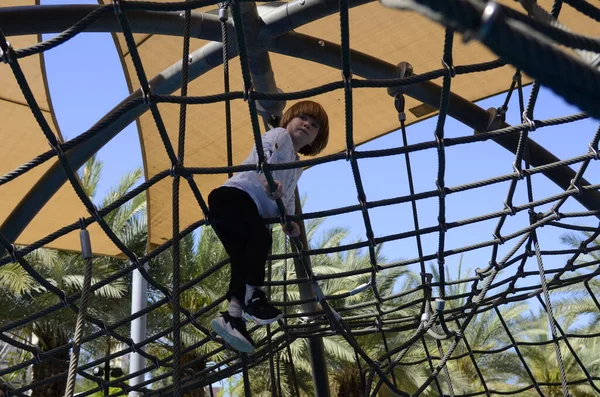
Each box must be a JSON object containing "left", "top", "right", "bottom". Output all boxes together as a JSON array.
[
  {"left": 282, "top": 221, "right": 300, "bottom": 237},
  {"left": 264, "top": 179, "right": 284, "bottom": 200}
]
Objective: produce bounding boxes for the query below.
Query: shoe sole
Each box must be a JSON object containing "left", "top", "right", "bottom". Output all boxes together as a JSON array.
[
  {"left": 211, "top": 318, "right": 254, "bottom": 353},
  {"left": 242, "top": 311, "right": 283, "bottom": 325}
]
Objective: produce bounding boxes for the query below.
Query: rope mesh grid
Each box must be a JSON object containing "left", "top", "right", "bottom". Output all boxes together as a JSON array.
[{"left": 1, "top": 0, "right": 599, "bottom": 396}]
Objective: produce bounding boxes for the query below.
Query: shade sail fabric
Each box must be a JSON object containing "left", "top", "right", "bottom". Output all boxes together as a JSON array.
[
  {"left": 0, "top": 0, "right": 121, "bottom": 256},
  {"left": 1, "top": 0, "right": 598, "bottom": 255}
]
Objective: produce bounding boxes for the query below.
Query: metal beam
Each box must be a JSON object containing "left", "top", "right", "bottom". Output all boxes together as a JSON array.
[
  {"left": 293, "top": 190, "right": 331, "bottom": 397},
  {"left": 0, "top": 5, "right": 225, "bottom": 41}
]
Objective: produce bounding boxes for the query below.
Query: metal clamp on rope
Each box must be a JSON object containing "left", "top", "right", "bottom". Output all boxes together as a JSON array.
[
  {"left": 112, "top": 0, "right": 123, "bottom": 15},
  {"left": 48, "top": 140, "right": 65, "bottom": 157},
  {"left": 512, "top": 160, "right": 524, "bottom": 180},
  {"left": 7, "top": 243, "right": 19, "bottom": 264},
  {"left": 438, "top": 215, "right": 448, "bottom": 233},
  {"left": 551, "top": 207, "right": 561, "bottom": 221},
  {"left": 169, "top": 164, "right": 178, "bottom": 177},
  {"left": 342, "top": 71, "right": 353, "bottom": 91},
  {"left": 394, "top": 94, "right": 407, "bottom": 122},
  {"left": 349, "top": 280, "right": 372, "bottom": 296},
  {"left": 441, "top": 58, "right": 456, "bottom": 78},
  {"left": 522, "top": 112, "right": 536, "bottom": 131},
  {"left": 437, "top": 257, "right": 445, "bottom": 268},
  {"left": 589, "top": 142, "right": 599, "bottom": 160},
  {"left": 358, "top": 194, "right": 368, "bottom": 213},
  {"left": 242, "top": 82, "right": 254, "bottom": 101},
  {"left": 503, "top": 199, "right": 516, "bottom": 216},
  {"left": 345, "top": 144, "right": 354, "bottom": 161},
  {"left": 435, "top": 179, "right": 446, "bottom": 199},
  {"left": 0, "top": 40, "right": 13, "bottom": 64},
  {"left": 218, "top": 2, "right": 229, "bottom": 21},
  {"left": 141, "top": 85, "right": 152, "bottom": 105},
  {"left": 87, "top": 204, "right": 102, "bottom": 223},
  {"left": 464, "top": 1, "right": 501, "bottom": 43},
  {"left": 426, "top": 298, "right": 455, "bottom": 340},
  {"left": 492, "top": 231, "right": 505, "bottom": 244},
  {"left": 79, "top": 218, "right": 93, "bottom": 259},
  {"left": 435, "top": 134, "right": 445, "bottom": 151},
  {"left": 569, "top": 178, "right": 582, "bottom": 196}
]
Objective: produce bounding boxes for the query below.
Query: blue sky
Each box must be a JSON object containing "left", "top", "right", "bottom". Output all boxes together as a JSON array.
[{"left": 31, "top": 0, "right": 600, "bottom": 392}]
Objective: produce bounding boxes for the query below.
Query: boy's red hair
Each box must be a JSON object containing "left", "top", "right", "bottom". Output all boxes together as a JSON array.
[{"left": 280, "top": 101, "right": 329, "bottom": 156}]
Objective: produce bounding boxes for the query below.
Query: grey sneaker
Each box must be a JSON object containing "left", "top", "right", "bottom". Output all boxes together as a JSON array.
[{"left": 211, "top": 312, "right": 255, "bottom": 353}]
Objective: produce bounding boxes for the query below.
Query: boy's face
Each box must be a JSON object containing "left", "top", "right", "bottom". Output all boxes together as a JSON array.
[{"left": 286, "top": 114, "right": 321, "bottom": 152}]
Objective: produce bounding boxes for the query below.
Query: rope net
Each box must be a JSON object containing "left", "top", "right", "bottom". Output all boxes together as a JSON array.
[{"left": 1, "top": 0, "right": 600, "bottom": 396}]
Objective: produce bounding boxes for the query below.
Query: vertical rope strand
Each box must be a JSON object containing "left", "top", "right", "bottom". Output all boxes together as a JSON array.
[{"left": 64, "top": 226, "right": 94, "bottom": 397}]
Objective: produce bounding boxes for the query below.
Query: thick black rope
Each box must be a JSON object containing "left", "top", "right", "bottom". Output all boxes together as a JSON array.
[
  {"left": 220, "top": 2, "right": 234, "bottom": 178},
  {"left": 170, "top": 1, "right": 193, "bottom": 395}
]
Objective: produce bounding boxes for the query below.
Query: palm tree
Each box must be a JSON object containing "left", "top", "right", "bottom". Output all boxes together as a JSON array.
[
  {"left": 0, "top": 155, "right": 146, "bottom": 397},
  {"left": 517, "top": 312, "right": 600, "bottom": 396},
  {"left": 559, "top": 232, "right": 600, "bottom": 327}
]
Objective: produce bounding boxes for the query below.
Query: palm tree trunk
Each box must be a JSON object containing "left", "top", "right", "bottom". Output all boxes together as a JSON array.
[
  {"left": 31, "top": 327, "right": 69, "bottom": 397},
  {"left": 181, "top": 350, "right": 207, "bottom": 397},
  {"left": 334, "top": 366, "right": 362, "bottom": 397}
]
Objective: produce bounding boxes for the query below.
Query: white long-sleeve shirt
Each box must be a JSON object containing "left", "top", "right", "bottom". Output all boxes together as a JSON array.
[{"left": 223, "top": 128, "right": 302, "bottom": 219}]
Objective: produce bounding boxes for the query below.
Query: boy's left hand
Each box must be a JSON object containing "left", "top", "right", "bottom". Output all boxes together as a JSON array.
[{"left": 282, "top": 221, "right": 300, "bottom": 237}]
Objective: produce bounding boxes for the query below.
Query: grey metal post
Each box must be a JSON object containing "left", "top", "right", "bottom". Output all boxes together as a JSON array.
[
  {"left": 293, "top": 189, "right": 330, "bottom": 397},
  {"left": 128, "top": 266, "right": 148, "bottom": 396}
]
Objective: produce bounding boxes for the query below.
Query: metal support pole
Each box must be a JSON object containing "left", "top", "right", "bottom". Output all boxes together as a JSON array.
[
  {"left": 293, "top": 189, "right": 330, "bottom": 397},
  {"left": 105, "top": 341, "right": 111, "bottom": 397},
  {"left": 129, "top": 266, "right": 148, "bottom": 397}
]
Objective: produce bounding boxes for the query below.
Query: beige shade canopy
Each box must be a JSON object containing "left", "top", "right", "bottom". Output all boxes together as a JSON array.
[
  {"left": 1, "top": 0, "right": 598, "bottom": 255},
  {"left": 0, "top": 0, "right": 120, "bottom": 255}
]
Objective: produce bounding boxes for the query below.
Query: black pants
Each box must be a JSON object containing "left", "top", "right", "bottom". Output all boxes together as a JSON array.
[{"left": 208, "top": 187, "right": 272, "bottom": 303}]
